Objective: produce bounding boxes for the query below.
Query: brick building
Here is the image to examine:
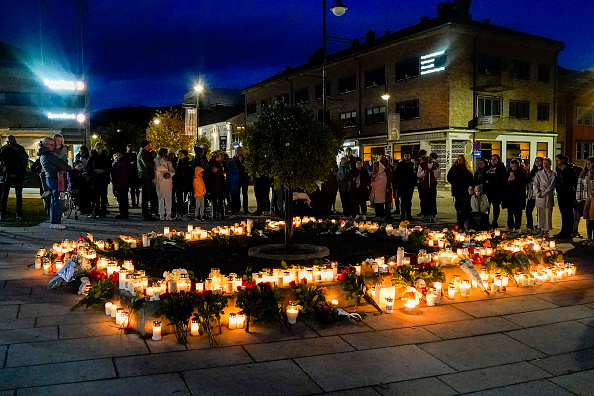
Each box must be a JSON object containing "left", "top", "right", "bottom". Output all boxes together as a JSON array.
[{"left": 242, "top": 1, "right": 564, "bottom": 176}]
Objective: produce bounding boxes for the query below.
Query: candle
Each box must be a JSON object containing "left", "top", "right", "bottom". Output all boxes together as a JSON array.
[
  {"left": 501, "top": 274, "right": 509, "bottom": 291},
  {"left": 152, "top": 320, "right": 162, "bottom": 341},
  {"left": 402, "top": 257, "right": 411, "bottom": 266},
  {"left": 190, "top": 317, "right": 199, "bottom": 336},
  {"left": 115, "top": 308, "right": 125, "bottom": 325},
  {"left": 550, "top": 240, "right": 556, "bottom": 249},
  {"left": 286, "top": 301, "right": 299, "bottom": 324},
  {"left": 105, "top": 302, "right": 113, "bottom": 315},
  {"left": 106, "top": 263, "right": 118, "bottom": 276},
  {"left": 118, "top": 271, "right": 127, "bottom": 289},
  {"left": 404, "top": 298, "right": 418, "bottom": 311},
  {"left": 331, "top": 299, "right": 338, "bottom": 305},
  {"left": 354, "top": 265, "right": 361, "bottom": 275},
  {"left": 397, "top": 247, "right": 404, "bottom": 266},
  {"left": 163, "top": 227, "right": 170, "bottom": 237},
  {"left": 460, "top": 280, "right": 471, "bottom": 297},
  {"left": 426, "top": 291, "right": 438, "bottom": 306},
  {"left": 490, "top": 282, "right": 497, "bottom": 293},
  {"left": 87, "top": 233, "right": 93, "bottom": 242},
  {"left": 55, "top": 260, "right": 63, "bottom": 271},
  {"left": 448, "top": 283, "right": 456, "bottom": 299},
  {"left": 385, "top": 297, "right": 394, "bottom": 314},
  {"left": 236, "top": 312, "right": 246, "bottom": 329},
  {"left": 35, "top": 255, "right": 42, "bottom": 269},
  {"left": 428, "top": 239, "right": 434, "bottom": 247},
  {"left": 110, "top": 304, "right": 117, "bottom": 318},
  {"left": 494, "top": 230, "right": 500, "bottom": 237},
  {"left": 228, "top": 313, "right": 237, "bottom": 330},
  {"left": 434, "top": 282, "right": 442, "bottom": 303},
  {"left": 168, "top": 280, "right": 178, "bottom": 293},
  {"left": 453, "top": 275, "right": 461, "bottom": 292},
  {"left": 142, "top": 234, "right": 149, "bottom": 247},
  {"left": 43, "top": 261, "right": 50, "bottom": 275},
  {"left": 120, "top": 312, "right": 129, "bottom": 327},
  {"left": 188, "top": 224, "right": 193, "bottom": 233},
  {"left": 438, "top": 240, "right": 445, "bottom": 249},
  {"left": 113, "top": 240, "right": 119, "bottom": 250}
]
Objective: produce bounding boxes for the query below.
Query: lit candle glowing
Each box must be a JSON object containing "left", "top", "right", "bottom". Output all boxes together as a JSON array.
[
  {"left": 460, "top": 280, "right": 471, "bottom": 297},
  {"left": 152, "top": 320, "right": 162, "bottom": 340},
  {"left": 236, "top": 312, "right": 246, "bottom": 329},
  {"left": 448, "top": 283, "right": 456, "bottom": 299},
  {"left": 110, "top": 304, "right": 117, "bottom": 318},
  {"left": 286, "top": 301, "right": 299, "bottom": 324},
  {"left": 190, "top": 317, "right": 199, "bottom": 336},
  {"left": 385, "top": 297, "right": 394, "bottom": 313},
  {"left": 228, "top": 313, "right": 237, "bottom": 330},
  {"left": 104, "top": 302, "right": 113, "bottom": 315}
]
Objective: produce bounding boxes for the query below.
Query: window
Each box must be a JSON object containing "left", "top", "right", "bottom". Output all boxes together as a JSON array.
[
  {"left": 477, "top": 96, "right": 501, "bottom": 117},
  {"left": 509, "top": 100, "right": 530, "bottom": 119},
  {"left": 537, "top": 103, "right": 550, "bottom": 121},
  {"left": 338, "top": 75, "right": 357, "bottom": 94},
  {"left": 478, "top": 54, "right": 502, "bottom": 76},
  {"left": 538, "top": 63, "right": 551, "bottom": 83},
  {"left": 506, "top": 142, "right": 530, "bottom": 163},
  {"left": 365, "top": 106, "right": 386, "bottom": 125},
  {"left": 396, "top": 99, "right": 420, "bottom": 120},
  {"left": 5, "top": 92, "right": 34, "bottom": 106},
  {"left": 314, "top": 83, "right": 330, "bottom": 99},
  {"left": 392, "top": 143, "right": 420, "bottom": 161},
  {"left": 576, "top": 142, "right": 594, "bottom": 161},
  {"left": 339, "top": 111, "right": 357, "bottom": 128},
  {"left": 260, "top": 98, "right": 272, "bottom": 109},
  {"left": 246, "top": 103, "right": 256, "bottom": 115},
  {"left": 537, "top": 142, "right": 548, "bottom": 159},
  {"left": 365, "top": 67, "right": 385, "bottom": 88},
  {"left": 294, "top": 88, "right": 309, "bottom": 104},
  {"left": 577, "top": 106, "right": 594, "bottom": 126},
  {"left": 395, "top": 58, "right": 420, "bottom": 80},
  {"left": 276, "top": 93, "right": 289, "bottom": 104},
  {"left": 510, "top": 59, "right": 530, "bottom": 80}
]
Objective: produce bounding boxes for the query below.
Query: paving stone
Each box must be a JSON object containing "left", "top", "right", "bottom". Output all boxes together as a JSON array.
[
  {"left": 374, "top": 377, "right": 457, "bottom": 396},
  {"left": 0, "top": 358, "right": 116, "bottom": 391},
  {"left": 0, "top": 345, "right": 6, "bottom": 368},
  {"left": 556, "top": 279, "right": 594, "bottom": 290},
  {"left": 58, "top": 322, "right": 120, "bottom": 339},
  {"left": 326, "top": 387, "right": 382, "bottom": 395},
  {"left": 422, "top": 317, "right": 521, "bottom": 340},
  {"left": 0, "top": 287, "right": 31, "bottom": 296},
  {"left": 7, "top": 334, "right": 149, "bottom": 367},
  {"left": 185, "top": 322, "right": 317, "bottom": 349},
  {"left": 145, "top": 337, "right": 188, "bottom": 353},
  {"left": 536, "top": 289, "right": 594, "bottom": 307},
  {"left": 244, "top": 336, "right": 354, "bottom": 361},
  {"left": 0, "top": 326, "right": 58, "bottom": 345},
  {"left": 340, "top": 327, "right": 440, "bottom": 350},
  {"left": 505, "top": 321, "right": 594, "bottom": 355},
  {"left": 0, "top": 317, "right": 35, "bottom": 330},
  {"left": 530, "top": 348, "right": 594, "bottom": 376},
  {"left": 0, "top": 294, "right": 80, "bottom": 305},
  {"left": 550, "top": 369, "right": 594, "bottom": 395},
  {"left": 362, "top": 305, "right": 473, "bottom": 331},
  {"left": 0, "top": 391, "right": 13, "bottom": 396},
  {"left": 300, "top": 315, "right": 373, "bottom": 336},
  {"left": 453, "top": 296, "right": 558, "bottom": 318},
  {"left": 0, "top": 305, "right": 18, "bottom": 319},
  {"left": 438, "top": 361, "right": 550, "bottom": 393},
  {"left": 295, "top": 345, "right": 455, "bottom": 392},
  {"left": 503, "top": 305, "right": 594, "bottom": 327},
  {"left": 17, "top": 303, "right": 85, "bottom": 318},
  {"left": 37, "top": 312, "right": 113, "bottom": 327},
  {"left": 115, "top": 345, "right": 252, "bottom": 377},
  {"left": 503, "top": 283, "right": 571, "bottom": 297},
  {"left": 183, "top": 359, "right": 322, "bottom": 395},
  {"left": 16, "top": 372, "right": 190, "bottom": 396},
  {"left": 464, "top": 379, "right": 573, "bottom": 396},
  {"left": 418, "top": 333, "right": 545, "bottom": 371}
]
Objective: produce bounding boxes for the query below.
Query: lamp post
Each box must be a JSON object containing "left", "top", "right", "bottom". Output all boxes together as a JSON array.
[
  {"left": 194, "top": 84, "right": 204, "bottom": 137},
  {"left": 322, "top": 0, "right": 348, "bottom": 124},
  {"left": 382, "top": 88, "right": 390, "bottom": 141}
]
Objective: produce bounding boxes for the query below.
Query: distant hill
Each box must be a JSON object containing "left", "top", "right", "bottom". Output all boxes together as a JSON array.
[{"left": 90, "top": 105, "right": 183, "bottom": 130}]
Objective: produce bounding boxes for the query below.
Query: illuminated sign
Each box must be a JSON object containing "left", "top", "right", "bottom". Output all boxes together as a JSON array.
[
  {"left": 420, "top": 50, "right": 446, "bottom": 75},
  {"left": 47, "top": 112, "right": 86, "bottom": 123},
  {"left": 44, "top": 79, "right": 86, "bottom": 91}
]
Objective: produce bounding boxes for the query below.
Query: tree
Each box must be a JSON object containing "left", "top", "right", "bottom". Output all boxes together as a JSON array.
[
  {"left": 92, "top": 122, "right": 145, "bottom": 154},
  {"left": 146, "top": 110, "right": 195, "bottom": 153},
  {"left": 242, "top": 101, "right": 344, "bottom": 252}
]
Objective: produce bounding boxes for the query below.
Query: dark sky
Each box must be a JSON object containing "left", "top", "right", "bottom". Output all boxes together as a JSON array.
[{"left": 1, "top": 0, "right": 593, "bottom": 111}]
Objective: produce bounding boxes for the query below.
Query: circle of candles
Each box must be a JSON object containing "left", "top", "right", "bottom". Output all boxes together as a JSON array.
[
  {"left": 152, "top": 321, "right": 162, "bottom": 341},
  {"left": 286, "top": 301, "right": 299, "bottom": 324},
  {"left": 104, "top": 302, "right": 113, "bottom": 315}
]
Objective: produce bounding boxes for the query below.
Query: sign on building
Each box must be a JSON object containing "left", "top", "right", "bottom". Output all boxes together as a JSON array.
[
  {"left": 219, "top": 136, "right": 227, "bottom": 152},
  {"left": 387, "top": 113, "right": 400, "bottom": 141}
]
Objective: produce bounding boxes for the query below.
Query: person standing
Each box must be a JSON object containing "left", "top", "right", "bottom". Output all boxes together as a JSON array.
[
  {"left": 111, "top": 151, "right": 129, "bottom": 219},
  {"left": 253, "top": 174, "right": 271, "bottom": 216},
  {"left": 447, "top": 154, "right": 474, "bottom": 227},
  {"left": 53, "top": 134, "right": 69, "bottom": 193},
  {"left": 137, "top": 140, "right": 156, "bottom": 221},
  {"left": 38, "top": 137, "right": 70, "bottom": 229},
  {"left": 484, "top": 154, "right": 506, "bottom": 228},
  {"left": 193, "top": 165, "right": 206, "bottom": 220},
  {"left": 0, "top": 135, "right": 28, "bottom": 221},
  {"left": 233, "top": 147, "right": 250, "bottom": 213},
  {"left": 417, "top": 152, "right": 440, "bottom": 222},
  {"left": 525, "top": 157, "right": 543, "bottom": 230},
  {"left": 321, "top": 168, "right": 338, "bottom": 216},
  {"left": 554, "top": 154, "right": 578, "bottom": 239},
  {"left": 473, "top": 158, "right": 488, "bottom": 187},
  {"left": 154, "top": 148, "right": 175, "bottom": 220},
  {"left": 575, "top": 157, "right": 594, "bottom": 238},
  {"left": 226, "top": 155, "right": 241, "bottom": 215},
  {"left": 337, "top": 157, "right": 353, "bottom": 219},
  {"left": 350, "top": 159, "right": 370, "bottom": 220},
  {"left": 209, "top": 154, "right": 226, "bottom": 220},
  {"left": 379, "top": 156, "right": 393, "bottom": 220},
  {"left": 87, "top": 143, "right": 112, "bottom": 218},
  {"left": 173, "top": 150, "right": 192, "bottom": 219},
  {"left": 416, "top": 150, "right": 428, "bottom": 215},
  {"left": 126, "top": 145, "right": 140, "bottom": 208},
  {"left": 534, "top": 158, "right": 556, "bottom": 236},
  {"left": 503, "top": 159, "right": 527, "bottom": 231},
  {"left": 370, "top": 161, "right": 387, "bottom": 220},
  {"left": 394, "top": 153, "right": 416, "bottom": 221}
]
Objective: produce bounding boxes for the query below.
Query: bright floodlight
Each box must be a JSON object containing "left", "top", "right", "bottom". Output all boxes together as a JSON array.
[
  {"left": 153, "top": 119, "right": 160, "bottom": 125},
  {"left": 330, "top": 0, "right": 348, "bottom": 16},
  {"left": 381, "top": 93, "right": 391, "bottom": 101},
  {"left": 92, "top": 134, "right": 98, "bottom": 139},
  {"left": 76, "top": 113, "right": 86, "bottom": 123},
  {"left": 75, "top": 81, "right": 86, "bottom": 91},
  {"left": 194, "top": 85, "right": 204, "bottom": 93}
]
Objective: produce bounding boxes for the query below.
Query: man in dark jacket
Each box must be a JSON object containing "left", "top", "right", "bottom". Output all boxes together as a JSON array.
[
  {"left": 555, "top": 154, "right": 578, "bottom": 238},
  {"left": 126, "top": 145, "right": 140, "bottom": 208},
  {"left": 87, "top": 143, "right": 112, "bottom": 218},
  {"left": 233, "top": 147, "right": 249, "bottom": 213},
  {"left": 447, "top": 155, "right": 474, "bottom": 227},
  {"left": 350, "top": 159, "right": 371, "bottom": 220},
  {"left": 503, "top": 159, "right": 527, "bottom": 231},
  {"left": 394, "top": 153, "right": 416, "bottom": 221},
  {"left": 38, "top": 137, "right": 71, "bottom": 228},
  {"left": 137, "top": 140, "right": 155, "bottom": 221},
  {"left": 0, "top": 135, "right": 29, "bottom": 221},
  {"left": 111, "top": 151, "right": 129, "bottom": 219},
  {"left": 484, "top": 154, "right": 507, "bottom": 228},
  {"left": 173, "top": 149, "right": 193, "bottom": 219}
]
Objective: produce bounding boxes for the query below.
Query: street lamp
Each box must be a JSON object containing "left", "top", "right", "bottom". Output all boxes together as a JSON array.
[
  {"left": 382, "top": 91, "right": 390, "bottom": 142},
  {"left": 153, "top": 118, "right": 160, "bottom": 125},
  {"left": 322, "top": 0, "right": 348, "bottom": 123},
  {"left": 194, "top": 84, "right": 204, "bottom": 137}
]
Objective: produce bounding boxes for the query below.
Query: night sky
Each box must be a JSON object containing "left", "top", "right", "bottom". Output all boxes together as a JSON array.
[{"left": 1, "top": 0, "right": 593, "bottom": 111}]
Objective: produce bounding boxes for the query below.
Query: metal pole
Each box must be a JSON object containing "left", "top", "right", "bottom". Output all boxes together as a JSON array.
[{"left": 322, "top": 0, "right": 327, "bottom": 124}]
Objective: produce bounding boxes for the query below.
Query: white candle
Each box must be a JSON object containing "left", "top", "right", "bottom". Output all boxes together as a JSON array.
[
  {"left": 118, "top": 271, "right": 127, "bottom": 289},
  {"left": 168, "top": 280, "right": 178, "bottom": 293},
  {"left": 460, "top": 280, "right": 471, "bottom": 297},
  {"left": 55, "top": 260, "right": 63, "bottom": 271},
  {"left": 43, "top": 262, "right": 50, "bottom": 275},
  {"left": 35, "top": 256, "right": 42, "bottom": 269},
  {"left": 104, "top": 302, "right": 113, "bottom": 315},
  {"left": 228, "top": 313, "right": 237, "bottom": 329},
  {"left": 397, "top": 247, "right": 405, "bottom": 266},
  {"left": 490, "top": 282, "right": 497, "bottom": 293},
  {"left": 385, "top": 297, "right": 394, "bottom": 314},
  {"left": 188, "top": 224, "right": 193, "bottom": 233},
  {"left": 110, "top": 304, "right": 117, "bottom": 318},
  {"left": 286, "top": 301, "right": 299, "bottom": 324},
  {"left": 152, "top": 321, "right": 162, "bottom": 341},
  {"left": 106, "top": 263, "right": 117, "bottom": 276},
  {"left": 404, "top": 298, "right": 418, "bottom": 311},
  {"left": 448, "top": 284, "right": 456, "bottom": 299},
  {"left": 115, "top": 308, "right": 124, "bottom": 325},
  {"left": 438, "top": 240, "right": 445, "bottom": 248},
  {"left": 236, "top": 313, "right": 246, "bottom": 329},
  {"left": 426, "top": 292, "right": 437, "bottom": 306},
  {"left": 113, "top": 240, "right": 119, "bottom": 250},
  {"left": 354, "top": 265, "right": 361, "bottom": 275},
  {"left": 164, "top": 227, "right": 170, "bottom": 237},
  {"left": 550, "top": 241, "right": 556, "bottom": 249},
  {"left": 142, "top": 234, "right": 149, "bottom": 247},
  {"left": 190, "top": 318, "right": 199, "bottom": 336}
]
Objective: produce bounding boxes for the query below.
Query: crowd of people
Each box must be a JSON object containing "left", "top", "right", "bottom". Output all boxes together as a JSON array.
[{"left": 1, "top": 134, "right": 594, "bottom": 244}]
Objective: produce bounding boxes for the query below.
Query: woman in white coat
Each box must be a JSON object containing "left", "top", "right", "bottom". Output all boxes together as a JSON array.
[
  {"left": 370, "top": 161, "right": 387, "bottom": 219},
  {"left": 154, "top": 148, "right": 175, "bottom": 220},
  {"left": 533, "top": 158, "right": 556, "bottom": 236}
]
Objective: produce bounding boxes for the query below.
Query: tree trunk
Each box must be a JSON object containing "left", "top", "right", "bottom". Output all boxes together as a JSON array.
[{"left": 285, "top": 185, "right": 294, "bottom": 254}]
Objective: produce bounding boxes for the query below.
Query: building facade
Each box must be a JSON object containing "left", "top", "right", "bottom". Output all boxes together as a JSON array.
[
  {"left": 242, "top": 2, "right": 564, "bottom": 177},
  {"left": 0, "top": 42, "right": 89, "bottom": 160}
]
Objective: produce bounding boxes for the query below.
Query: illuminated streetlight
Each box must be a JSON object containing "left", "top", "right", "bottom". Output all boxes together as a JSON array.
[
  {"left": 322, "top": 0, "right": 348, "bottom": 123},
  {"left": 194, "top": 84, "right": 204, "bottom": 93},
  {"left": 330, "top": 0, "right": 348, "bottom": 16},
  {"left": 381, "top": 93, "right": 390, "bottom": 101},
  {"left": 92, "top": 134, "right": 98, "bottom": 139},
  {"left": 153, "top": 119, "right": 160, "bottom": 125},
  {"left": 76, "top": 113, "right": 86, "bottom": 123}
]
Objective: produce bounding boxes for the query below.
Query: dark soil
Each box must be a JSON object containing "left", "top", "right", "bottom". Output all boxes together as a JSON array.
[{"left": 106, "top": 230, "right": 408, "bottom": 281}]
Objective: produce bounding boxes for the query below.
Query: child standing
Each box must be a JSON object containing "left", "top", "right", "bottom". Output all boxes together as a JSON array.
[{"left": 193, "top": 166, "right": 206, "bottom": 220}]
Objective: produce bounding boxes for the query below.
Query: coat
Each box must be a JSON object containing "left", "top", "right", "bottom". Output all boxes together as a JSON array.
[
  {"left": 0, "top": 142, "right": 28, "bottom": 182},
  {"left": 417, "top": 160, "right": 440, "bottom": 189},
  {"left": 447, "top": 164, "right": 474, "bottom": 198},
  {"left": 337, "top": 163, "right": 351, "bottom": 192},
  {"left": 225, "top": 158, "right": 240, "bottom": 194},
  {"left": 38, "top": 146, "right": 70, "bottom": 179},
  {"left": 153, "top": 156, "right": 175, "bottom": 197},
  {"left": 534, "top": 169, "right": 556, "bottom": 208},
  {"left": 173, "top": 157, "right": 193, "bottom": 192},
  {"left": 484, "top": 162, "right": 506, "bottom": 201},
  {"left": 193, "top": 166, "right": 206, "bottom": 197},
  {"left": 394, "top": 160, "right": 416, "bottom": 193},
  {"left": 503, "top": 168, "right": 527, "bottom": 210},
  {"left": 370, "top": 163, "right": 387, "bottom": 204},
  {"left": 350, "top": 166, "right": 371, "bottom": 202},
  {"left": 87, "top": 149, "right": 112, "bottom": 185},
  {"left": 137, "top": 148, "right": 155, "bottom": 180},
  {"left": 111, "top": 159, "right": 129, "bottom": 189}
]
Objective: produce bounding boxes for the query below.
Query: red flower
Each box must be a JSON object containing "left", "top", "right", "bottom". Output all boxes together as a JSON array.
[
  {"left": 337, "top": 274, "right": 345, "bottom": 281},
  {"left": 301, "top": 278, "right": 307, "bottom": 284},
  {"left": 455, "top": 225, "right": 459, "bottom": 230},
  {"left": 484, "top": 240, "right": 491, "bottom": 248},
  {"left": 109, "top": 272, "right": 119, "bottom": 284},
  {"left": 88, "top": 269, "right": 106, "bottom": 281},
  {"left": 289, "top": 281, "right": 296, "bottom": 288}
]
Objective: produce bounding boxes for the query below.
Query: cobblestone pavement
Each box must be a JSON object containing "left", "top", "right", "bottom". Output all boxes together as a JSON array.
[{"left": 1, "top": 190, "right": 593, "bottom": 395}]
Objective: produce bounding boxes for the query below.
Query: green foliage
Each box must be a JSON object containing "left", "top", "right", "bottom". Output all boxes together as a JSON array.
[
  {"left": 337, "top": 266, "right": 382, "bottom": 313},
  {"left": 71, "top": 279, "right": 115, "bottom": 311},
  {"left": 290, "top": 279, "right": 327, "bottom": 315},
  {"left": 235, "top": 283, "right": 285, "bottom": 332},
  {"left": 408, "top": 228, "right": 429, "bottom": 249},
  {"left": 154, "top": 291, "right": 197, "bottom": 344},
  {"left": 147, "top": 110, "right": 195, "bottom": 153},
  {"left": 242, "top": 101, "right": 344, "bottom": 190},
  {"left": 193, "top": 291, "right": 229, "bottom": 347},
  {"left": 93, "top": 122, "right": 145, "bottom": 154},
  {"left": 391, "top": 264, "right": 446, "bottom": 288},
  {"left": 208, "top": 233, "right": 230, "bottom": 246}
]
